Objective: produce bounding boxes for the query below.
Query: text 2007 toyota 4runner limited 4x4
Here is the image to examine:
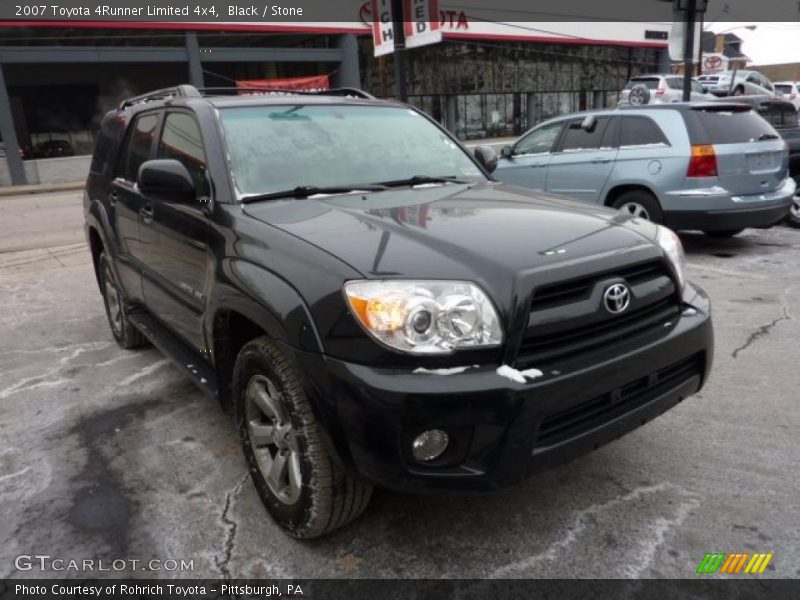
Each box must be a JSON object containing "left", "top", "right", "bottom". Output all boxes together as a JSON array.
[{"left": 85, "top": 85, "right": 713, "bottom": 538}]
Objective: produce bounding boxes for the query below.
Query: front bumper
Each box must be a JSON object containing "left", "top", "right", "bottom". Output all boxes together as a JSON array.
[
  {"left": 662, "top": 177, "right": 795, "bottom": 232},
  {"left": 297, "top": 284, "right": 713, "bottom": 492}
]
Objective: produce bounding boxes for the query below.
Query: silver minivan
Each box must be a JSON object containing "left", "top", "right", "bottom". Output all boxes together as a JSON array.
[{"left": 493, "top": 103, "right": 796, "bottom": 237}]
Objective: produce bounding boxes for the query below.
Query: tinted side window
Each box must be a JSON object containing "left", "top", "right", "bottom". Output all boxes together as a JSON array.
[
  {"left": 559, "top": 117, "right": 610, "bottom": 151},
  {"left": 116, "top": 113, "right": 158, "bottom": 182},
  {"left": 619, "top": 116, "right": 668, "bottom": 147},
  {"left": 515, "top": 122, "right": 563, "bottom": 155},
  {"left": 157, "top": 112, "right": 210, "bottom": 198}
]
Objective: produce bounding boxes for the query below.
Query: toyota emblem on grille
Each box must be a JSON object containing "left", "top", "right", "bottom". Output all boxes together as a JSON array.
[{"left": 603, "top": 283, "right": 631, "bottom": 314}]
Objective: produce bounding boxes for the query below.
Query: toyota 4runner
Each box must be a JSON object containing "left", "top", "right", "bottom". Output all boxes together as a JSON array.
[{"left": 85, "top": 85, "right": 714, "bottom": 538}]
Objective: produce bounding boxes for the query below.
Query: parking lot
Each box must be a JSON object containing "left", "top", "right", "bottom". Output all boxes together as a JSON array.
[{"left": 1, "top": 189, "right": 799, "bottom": 579}]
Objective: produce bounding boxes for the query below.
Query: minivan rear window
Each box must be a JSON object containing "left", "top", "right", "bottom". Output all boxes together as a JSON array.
[{"left": 685, "top": 107, "right": 780, "bottom": 145}]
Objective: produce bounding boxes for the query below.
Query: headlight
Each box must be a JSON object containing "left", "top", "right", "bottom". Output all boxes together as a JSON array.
[
  {"left": 343, "top": 280, "right": 503, "bottom": 354},
  {"left": 655, "top": 225, "right": 685, "bottom": 291}
]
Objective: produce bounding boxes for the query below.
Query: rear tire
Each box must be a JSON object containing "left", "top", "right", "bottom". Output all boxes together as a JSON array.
[
  {"left": 704, "top": 229, "right": 744, "bottom": 238},
  {"left": 732, "top": 86, "right": 745, "bottom": 96},
  {"left": 786, "top": 196, "right": 800, "bottom": 229},
  {"left": 233, "top": 336, "right": 372, "bottom": 538},
  {"left": 610, "top": 190, "right": 664, "bottom": 224},
  {"left": 98, "top": 251, "right": 148, "bottom": 349}
]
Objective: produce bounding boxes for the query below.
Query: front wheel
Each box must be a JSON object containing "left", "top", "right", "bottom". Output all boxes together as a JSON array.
[
  {"left": 610, "top": 190, "right": 664, "bottom": 224},
  {"left": 786, "top": 196, "right": 800, "bottom": 228},
  {"left": 233, "top": 336, "right": 372, "bottom": 538},
  {"left": 732, "top": 86, "right": 745, "bottom": 96}
]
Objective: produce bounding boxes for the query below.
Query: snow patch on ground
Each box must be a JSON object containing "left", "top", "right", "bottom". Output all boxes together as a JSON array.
[{"left": 496, "top": 365, "right": 544, "bottom": 384}]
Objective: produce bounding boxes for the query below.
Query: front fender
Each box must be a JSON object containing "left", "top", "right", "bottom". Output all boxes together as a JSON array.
[{"left": 207, "top": 258, "right": 322, "bottom": 353}]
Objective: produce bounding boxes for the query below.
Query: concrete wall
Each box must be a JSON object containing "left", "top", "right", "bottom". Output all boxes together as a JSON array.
[{"left": 0, "top": 155, "right": 90, "bottom": 186}]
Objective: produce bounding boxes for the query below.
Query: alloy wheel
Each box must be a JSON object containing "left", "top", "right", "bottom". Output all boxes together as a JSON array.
[
  {"left": 103, "top": 260, "right": 123, "bottom": 337},
  {"left": 619, "top": 201, "right": 651, "bottom": 220},
  {"left": 245, "top": 374, "right": 302, "bottom": 505}
]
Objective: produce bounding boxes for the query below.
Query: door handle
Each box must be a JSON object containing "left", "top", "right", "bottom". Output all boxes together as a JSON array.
[
  {"left": 140, "top": 205, "right": 154, "bottom": 223},
  {"left": 591, "top": 158, "right": 612, "bottom": 164}
]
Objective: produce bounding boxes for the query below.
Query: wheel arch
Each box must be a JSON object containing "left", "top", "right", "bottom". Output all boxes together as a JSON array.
[{"left": 604, "top": 183, "right": 660, "bottom": 207}]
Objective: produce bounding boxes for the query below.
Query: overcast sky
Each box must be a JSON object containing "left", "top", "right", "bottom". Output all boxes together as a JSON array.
[{"left": 709, "top": 22, "right": 800, "bottom": 66}]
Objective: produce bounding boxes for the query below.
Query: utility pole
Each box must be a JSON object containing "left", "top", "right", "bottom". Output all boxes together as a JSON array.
[
  {"left": 681, "top": 0, "right": 696, "bottom": 101},
  {"left": 392, "top": 0, "right": 408, "bottom": 102}
]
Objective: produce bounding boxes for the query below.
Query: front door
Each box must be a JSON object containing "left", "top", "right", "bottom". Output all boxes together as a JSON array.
[
  {"left": 138, "top": 111, "right": 212, "bottom": 352},
  {"left": 493, "top": 120, "right": 564, "bottom": 190}
]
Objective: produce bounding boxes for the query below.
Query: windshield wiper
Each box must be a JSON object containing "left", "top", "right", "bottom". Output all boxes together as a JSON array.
[
  {"left": 373, "top": 175, "right": 469, "bottom": 188},
  {"left": 240, "top": 184, "right": 387, "bottom": 204},
  {"left": 758, "top": 133, "right": 780, "bottom": 141}
]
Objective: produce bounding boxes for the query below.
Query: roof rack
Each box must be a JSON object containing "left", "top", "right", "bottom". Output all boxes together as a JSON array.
[
  {"left": 197, "top": 86, "right": 375, "bottom": 100},
  {"left": 119, "top": 85, "right": 201, "bottom": 109}
]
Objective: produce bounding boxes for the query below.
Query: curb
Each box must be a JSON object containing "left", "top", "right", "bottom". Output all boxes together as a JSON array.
[{"left": 0, "top": 181, "right": 84, "bottom": 197}]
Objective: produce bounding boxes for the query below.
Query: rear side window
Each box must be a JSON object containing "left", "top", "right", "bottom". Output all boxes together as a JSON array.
[
  {"left": 116, "top": 113, "right": 159, "bottom": 182},
  {"left": 625, "top": 78, "right": 659, "bottom": 90},
  {"left": 685, "top": 108, "right": 780, "bottom": 144},
  {"left": 619, "top": 116, "right": 669, "bottom": 147},
  {"left": 559, "top": 117, "right": 610, "bottom": 151},
  {"left": 157, "top": 112, "right": 210, "bottom": 199}
]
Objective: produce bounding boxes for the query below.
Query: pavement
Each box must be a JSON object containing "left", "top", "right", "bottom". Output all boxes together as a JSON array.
[{"left": 1, "top": 189, "right": 799, "bottom": 579}]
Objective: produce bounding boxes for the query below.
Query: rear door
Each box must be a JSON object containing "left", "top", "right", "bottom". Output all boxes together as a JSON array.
[
  {"left": 687, "top": 105, "right": 789, "bottom": 195},
  {"left": 545, "top": 115, "right": 618, "bottom": 203},
  {"left": 493, "top": 120, "right": 564, "bottom": 189},
  {"left": 138, "top": 110, "right": 212, "bottom": 352},
  {"left": 109, "top": 111, "right": 161, "bottom": 302}
]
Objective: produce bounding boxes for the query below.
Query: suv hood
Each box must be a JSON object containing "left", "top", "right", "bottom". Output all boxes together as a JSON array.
[{"left": 241, "top": 182, "right": 658, "bottom": 285}]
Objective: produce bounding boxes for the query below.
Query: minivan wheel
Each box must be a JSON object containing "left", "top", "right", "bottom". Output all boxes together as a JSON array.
[
  {"left": 610, "top": 190, "right": 664, "bottom": 224},
  {"left": 787, "top": 196, "right": 800, "bottom": 228},
  {"left": 98, "top": 251, "right": 148, "bottom": 349},
  {"left": 704, "top": 229, "right": 744, "bottom": 238},
  {"left": 233, "top": 336, "right": 372, "bottom": 538}
]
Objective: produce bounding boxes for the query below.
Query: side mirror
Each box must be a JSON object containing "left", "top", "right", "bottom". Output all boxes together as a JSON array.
[
  {"left": 500, "top": 145, "right": 514, "bottom": 159},
  {"left": 580, "top": 115, "right": 598, "bottom": 131},
  {"left": 473, "top": 145, "right": 498, "bottom": 173},
  {"left": 138, "top": 159, "right": 195, "bottom": 201}
]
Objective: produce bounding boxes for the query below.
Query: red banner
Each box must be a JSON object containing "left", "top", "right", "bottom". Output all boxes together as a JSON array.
[{"left": 236, "top": 75, "right": 330, "bottom": 92}]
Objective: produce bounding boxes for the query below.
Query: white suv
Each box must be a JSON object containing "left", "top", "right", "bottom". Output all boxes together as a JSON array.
[
  {"left": 619, "top": 75, "right": 715, "bottom": 105},
  {"left": 774, "top": 81, "right": 800, "bottom": 112}
]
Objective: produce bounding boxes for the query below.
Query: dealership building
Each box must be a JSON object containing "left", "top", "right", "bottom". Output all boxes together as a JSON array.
[{"left": 0, "top": 14, "right": 669, "bottom": 185}]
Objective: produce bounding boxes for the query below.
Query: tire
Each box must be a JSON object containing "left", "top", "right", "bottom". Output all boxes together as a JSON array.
[
  {"left": 704, "top": 229, "right": 744, "bottom": 238},
  {"left": 98, "top": 251, "right": 148, "bottom": 349},
  {"left": 786, "top": 195, "right": 800, "bottom": 229},
  {"left": 610, "top": 190, "right": 664, "bottom": 224},
  {"left": 233, "top": 336, "right": 372, "bottom": 538},
  {"left": 628, "top": 84, "right": 651, "bottom": 106},
  {"left": 732, "top": 86, "right": 745, "bottom": 96}
]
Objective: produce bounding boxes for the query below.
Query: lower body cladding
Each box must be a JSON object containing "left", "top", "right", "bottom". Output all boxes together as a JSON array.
[
  {"left": 662, "top": 177, "right": 795, "bottom": 232},
  {"left": 294, "top": 284, "right": 713, "bottom": 493}
]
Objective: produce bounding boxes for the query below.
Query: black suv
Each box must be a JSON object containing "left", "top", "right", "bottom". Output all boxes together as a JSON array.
[{"left": 85, "top": 85, "right": 713, "bottom": 538}]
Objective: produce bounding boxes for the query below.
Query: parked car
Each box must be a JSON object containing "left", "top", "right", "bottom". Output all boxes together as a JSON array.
[
  {"left": 727, "top": 95, "right": 800, "bottom": 227},
  {"left": 32, "top": 139, "right": 75, "bottom": 158},
  {"left": 85, "top": 85, "right": 713, "bottom": 537},
  {"left": 702, "top": 70, "right": 774, "bottom": 97},
  {"left": 494, "top": 102, "right": 796, "bottom": 237},
  {"left": 619, "top": 74, "right": 715, "bottom": 105},
  {"left": 773, "top": 81, "right": 800, "bottom": 113}
]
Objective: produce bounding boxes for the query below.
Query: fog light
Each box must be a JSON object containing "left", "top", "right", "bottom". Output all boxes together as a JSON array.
[{"left": 411, "top": 429, "right": 449, "bottom": 462}]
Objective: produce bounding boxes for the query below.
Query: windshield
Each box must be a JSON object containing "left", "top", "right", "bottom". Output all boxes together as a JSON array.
[
  {"left": 625, "top": 78, "right": 659, "bottom": 90},
  {"left": 219, "top": 104, "right": 487, "bottom": 197},
  {"left": 775, "top": 84, "right": 793, "bottom": 94}
]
